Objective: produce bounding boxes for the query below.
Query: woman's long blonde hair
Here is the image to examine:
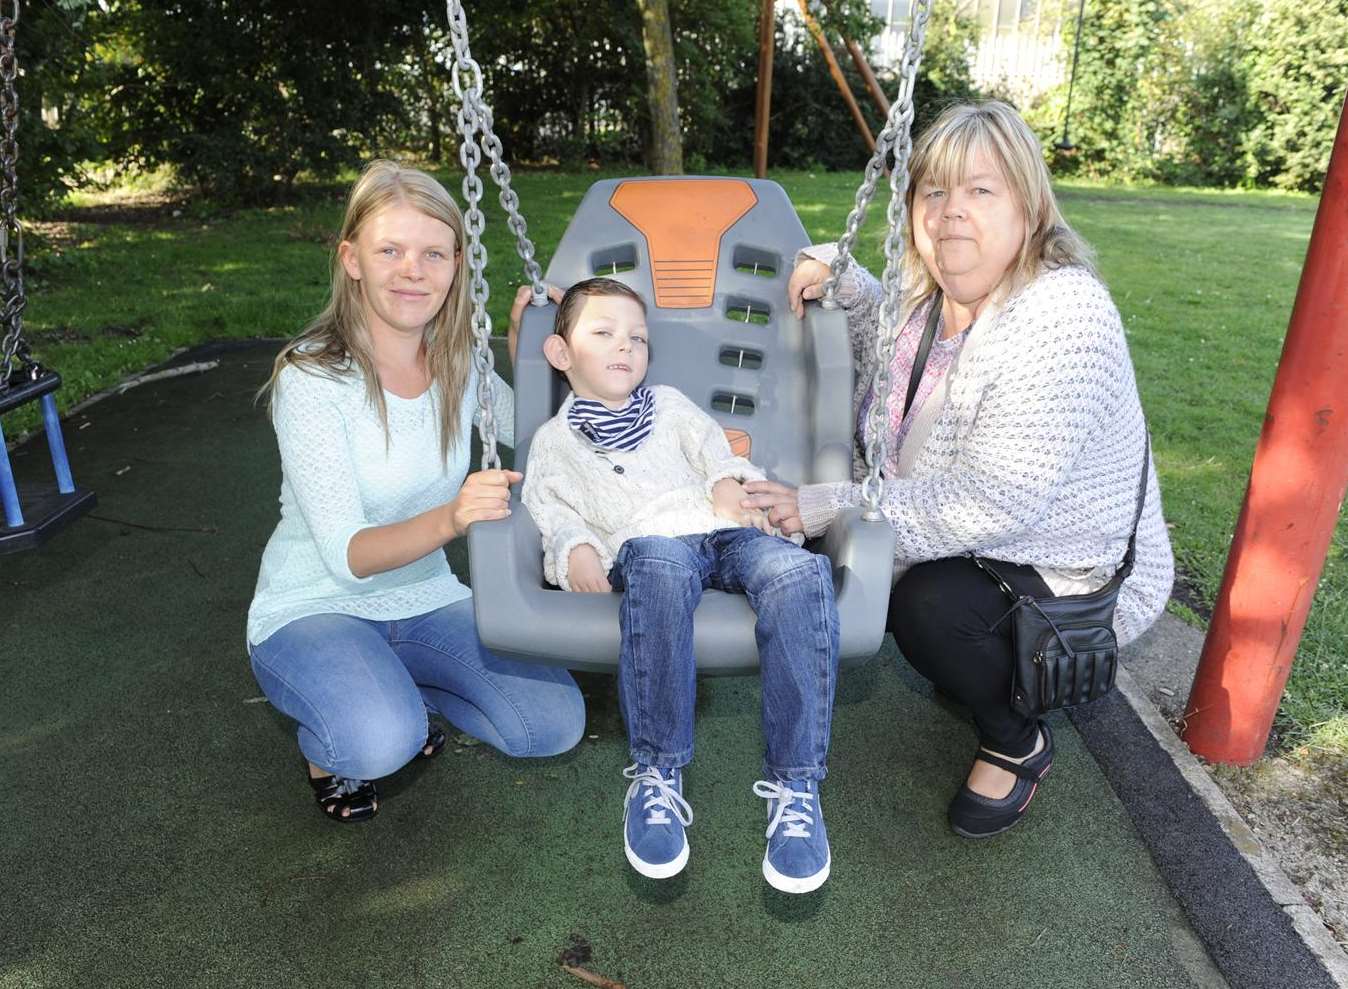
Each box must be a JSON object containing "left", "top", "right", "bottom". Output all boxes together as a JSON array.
[
  {"left": 900, "top": 100, "right": 1095, "bottom": 315},
  {"left": 260, "top": 159, "right": 473, "bottom": 461}
]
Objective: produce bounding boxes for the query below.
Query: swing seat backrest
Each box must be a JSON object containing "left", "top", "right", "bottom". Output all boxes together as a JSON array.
[
  {"left": 469, "top": 176, "right": 895, "bottom": 674},
  {"left": 512, "top": 177, "right": 852, "bottom": 486}
]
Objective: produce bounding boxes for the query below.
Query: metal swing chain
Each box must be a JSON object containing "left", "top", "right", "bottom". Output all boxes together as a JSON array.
[
  {"left": 821, "top": 0, "right": 932, "bottom": 518},
  {"left": 0, "top": 0, "right": 27, "bottom": 387},
  {"left": 861, "top": 0, "right": 932, "bottom": 518},
  {"left": 445, "top": 0, "right": 500, "bottom": 470},
  {"left": 444, "top": 0, "right": 548, "bottom": 471},
  {"left": 445, "top": 1, "right": 546, "bottom": 305},
  {"left": 821, "top": 0, "right": 930, "bottom": 307}
]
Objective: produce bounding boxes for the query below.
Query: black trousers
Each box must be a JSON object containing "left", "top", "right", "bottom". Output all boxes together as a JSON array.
[{"left": 888, "top": 556, "right": 1052, "bottom": 758}]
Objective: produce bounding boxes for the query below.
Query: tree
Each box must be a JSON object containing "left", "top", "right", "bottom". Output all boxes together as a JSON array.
[
  {"left": 637, "top": 0, "right": 683, "bottom": 173},
  {"left": 1042, "top": 0, "right": 1187, "bottom": 181},
  {"left": 1242, "top": 0, "right": 1348, "bottom": 192},
  {"left": 1151, "top": 0, "right": 1261, "bottom": 187},
  {"left": 94, "top": 0, "right": 410, "bottom": 203},
  {"left": 7, "top": 0, "right": 109, "bottom": 212}
]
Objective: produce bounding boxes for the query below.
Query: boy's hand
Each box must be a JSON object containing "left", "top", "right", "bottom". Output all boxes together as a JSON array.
[
  {"left": 712, "top": 478, "right": 774, "bottom": 534},
  {"left": 567, "top": 543, "right": 612, "bottom": 592}
]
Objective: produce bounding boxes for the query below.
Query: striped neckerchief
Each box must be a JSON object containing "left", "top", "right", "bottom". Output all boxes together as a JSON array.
[{"left": 567, "top": 386, "right": 656, "bottom": 452}]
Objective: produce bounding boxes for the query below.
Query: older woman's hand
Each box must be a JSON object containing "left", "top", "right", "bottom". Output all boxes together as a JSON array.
[
  {"left": 740, "top": 479, "right": 804, "bottom": 536},
  {"left": 786, "top": 258, "right": 834, "bottom": 319}
]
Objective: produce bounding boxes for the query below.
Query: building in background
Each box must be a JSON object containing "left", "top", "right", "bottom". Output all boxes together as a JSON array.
[{"left": 869, "top": 0, "right": 1072, "bottom": 102}]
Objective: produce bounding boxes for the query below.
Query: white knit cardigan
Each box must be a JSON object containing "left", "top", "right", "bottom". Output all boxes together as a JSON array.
[
  {"left": 522, "top": 385, "right": 764, "bottom": 591},
  {"left": 796, "top": 245, "right": 1174, "bottom": 646}
]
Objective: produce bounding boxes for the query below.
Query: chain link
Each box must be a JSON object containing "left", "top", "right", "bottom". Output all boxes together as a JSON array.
[
  {"left": 445, "top": 0, "right": 551, "bottom": 469},
  {"left": 0, "top": 4, "right": 29, "bottom": 388},
  {"left": 833, "top": 0, "right": 931, "bottom": 518}
]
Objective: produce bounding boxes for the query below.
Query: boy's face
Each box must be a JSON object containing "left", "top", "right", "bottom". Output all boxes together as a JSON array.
[{"left": 544, "top": 295, "right": 649, "bottom": 410}]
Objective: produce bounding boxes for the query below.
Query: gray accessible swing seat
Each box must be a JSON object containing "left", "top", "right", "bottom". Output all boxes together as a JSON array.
[
  {"left": 468, "top": 176, "right": 896, "bottom": 674},
  {"left": 445, "top": 0, "right": 935, "bottom": 675}
]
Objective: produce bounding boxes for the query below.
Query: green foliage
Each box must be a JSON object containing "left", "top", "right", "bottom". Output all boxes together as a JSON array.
[
  {"left": 457, "top": 0, "right": 645, "bottom": 166},
  {"left": 18, "top": 0, "right": 1345, "bottom": 199},
  {"left": 1242, "top": 0, "right": 1348, "bottom": 192},
  {"left": 1151, "top": 0, "right": 1262, "bottom": 187},
  {"left": 1044, "top": 0, "right": 1186, "bottom": 181},
  {"left": 1037, "top": 0, "right": 1344, "bottom": 192},
  {"left": 7, "top": 0, "right": 110, "bottom": 212},
  {"left": 92, "top": 1, "right": 411, "bottom": 203},
  {"left": 910, "top": 3, "right": 983, "bottom": 134},
  {"left": 703, "top": 3, "right": 982, "bottom": 172}
]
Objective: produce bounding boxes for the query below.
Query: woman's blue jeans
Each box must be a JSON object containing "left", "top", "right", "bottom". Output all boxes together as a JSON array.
[
  {"left": 608, "top": 528, "right": 839, "bottom": 781},
  {"left": 248, "top": 598, "right": 586, "bottom": 782}
]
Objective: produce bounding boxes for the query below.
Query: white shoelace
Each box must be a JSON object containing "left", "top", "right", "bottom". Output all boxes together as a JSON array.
[
  {"left": 623, "top": 764, "right": 693, "bottom": 827},
  {"left": 753, "top": 779, "right": 815, "bottom": 839}
]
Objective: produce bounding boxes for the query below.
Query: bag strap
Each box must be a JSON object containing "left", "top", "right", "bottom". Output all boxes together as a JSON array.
[
  {"left": 1111, "top": 432, "right": 1152, "bottom": 585},
  {"left": 903, "top": 290, "right": 945, "bottom": 419}
]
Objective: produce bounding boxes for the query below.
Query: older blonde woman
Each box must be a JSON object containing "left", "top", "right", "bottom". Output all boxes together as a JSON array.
[{"left": 743, "top": 101, "right": 1174, "bottom": 838}]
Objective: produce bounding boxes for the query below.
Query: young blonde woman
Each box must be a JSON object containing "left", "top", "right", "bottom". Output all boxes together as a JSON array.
[
  {"left": 247, "top": 161, "right": 585, "bottom": 823},
  {"left": 742, "top": 101, "right": 1174, "bottom": 838}
]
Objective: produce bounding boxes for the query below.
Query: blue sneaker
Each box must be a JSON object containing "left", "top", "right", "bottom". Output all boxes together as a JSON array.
[
  {"left": 622, "top": 764, "right": 693, "bottom": 879},
  {"left": 753, "top": 778, "right": 830, "bottom": 893}
]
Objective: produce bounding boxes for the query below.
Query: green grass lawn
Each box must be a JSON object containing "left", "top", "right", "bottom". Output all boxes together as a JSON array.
[{"left": 8, "top": 167, "right": 1344, "bottom": 754}]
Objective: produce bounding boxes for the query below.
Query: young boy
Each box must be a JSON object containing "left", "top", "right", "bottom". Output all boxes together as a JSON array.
[{"left": 521, "top": 277, "right": 840, "bottom": 894}]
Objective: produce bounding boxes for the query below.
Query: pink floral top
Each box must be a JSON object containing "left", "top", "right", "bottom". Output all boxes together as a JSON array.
[{"left": 856, "top": 295, "right": 970, "bottom": 477}]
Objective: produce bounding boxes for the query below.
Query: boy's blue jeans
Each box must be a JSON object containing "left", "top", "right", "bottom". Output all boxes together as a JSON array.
[
  {"left": 248, "top": 598, "right": 586, "bottom": 783},
  {"left": 608, "top": 528, "right": 840, "bottom": 781}
]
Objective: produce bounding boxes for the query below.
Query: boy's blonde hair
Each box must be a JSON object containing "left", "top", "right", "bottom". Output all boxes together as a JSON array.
[
  {"left": 900, "top": 100, "right": 1094, "bottom": 314},
  {"left": 260, "top": 159, "right": 473, "bottom": 460}
]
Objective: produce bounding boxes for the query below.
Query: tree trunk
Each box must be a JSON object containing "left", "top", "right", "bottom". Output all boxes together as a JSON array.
[{"left": 636, "top": 0, "right": 683, "bottom": 174}]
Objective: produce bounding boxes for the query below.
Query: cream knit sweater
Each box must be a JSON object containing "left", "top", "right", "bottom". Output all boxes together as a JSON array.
[
  {"left": 796, "top": 245, "right": 1174, "bottom": 646},
  {"left": 522, "top": 386, "right": 764, "bottom": 591}
]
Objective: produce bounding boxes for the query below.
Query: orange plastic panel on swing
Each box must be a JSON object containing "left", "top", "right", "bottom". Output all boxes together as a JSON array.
[{"left": 609, "top": 179, "right": 758, "bottom": 309}]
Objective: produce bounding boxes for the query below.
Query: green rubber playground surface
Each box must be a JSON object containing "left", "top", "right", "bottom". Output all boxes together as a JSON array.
[{"left": 2, "top": 343, "right": 1223, "bottom": 988}]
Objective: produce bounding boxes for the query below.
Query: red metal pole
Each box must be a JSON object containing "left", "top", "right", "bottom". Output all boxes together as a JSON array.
[{"left": 1181, "top": 95, "right": 1348, "bottom": 765}]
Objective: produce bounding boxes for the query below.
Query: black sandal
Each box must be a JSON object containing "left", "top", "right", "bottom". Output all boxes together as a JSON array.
[
  {"left": 416, "top": 726, "right": 447, "bottom": 761},
  {"left": 948, "top": 721, "right": 1053, "bottom": 839},
  {"left": 307, "top": 767, "right": 379, "bottom": 823}
]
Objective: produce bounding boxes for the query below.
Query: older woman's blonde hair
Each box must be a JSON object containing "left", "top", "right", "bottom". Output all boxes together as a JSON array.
[
  {"left": 261, "top": 159, "right": 473, "bottom": 461},
  {"left": 901, "top": 100, "right": 1094, "bottom": 313}
]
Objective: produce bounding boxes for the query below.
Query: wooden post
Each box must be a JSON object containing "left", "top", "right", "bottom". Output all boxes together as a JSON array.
[
  {"left": 796, "top": 0, "right": 875, "bottom": 155},
  {"left": 754, "top": 0, "right": 775, "bottom": 178},
  {"left": 844, "top": 37, "right": 890, "bottom": 118},
  {"left": 1181, "top": 98, "right": 1348, "bottom": 764}
]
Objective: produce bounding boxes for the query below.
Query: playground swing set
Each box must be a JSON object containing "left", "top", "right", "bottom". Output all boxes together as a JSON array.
[
  {"left": 0, "top": 3, "right": 95, "bottom": 553},
  {"left": 443, "top": 0, "right": 935, "bottom": 674},
  {"left": 2, "top": 0, "right": 1345, "bottom": 768}
]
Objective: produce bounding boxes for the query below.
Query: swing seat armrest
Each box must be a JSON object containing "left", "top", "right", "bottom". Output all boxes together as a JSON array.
[
  {"left": 800, "top": 305, "right": 854, "bottom": 482},
  {"left": 467, "top": 491, "right": 545, "bottom": 598},
  {"left": 817, "top": 507, "right": 896, "bottom": 661}
]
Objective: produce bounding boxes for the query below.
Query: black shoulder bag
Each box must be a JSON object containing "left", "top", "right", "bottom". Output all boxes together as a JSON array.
[
  {"left": 967, "top": 446, "right": 1148, "bottom": 718},
  {"left": 902, "top": 293, "right": 1149, "bottom": 718}
]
